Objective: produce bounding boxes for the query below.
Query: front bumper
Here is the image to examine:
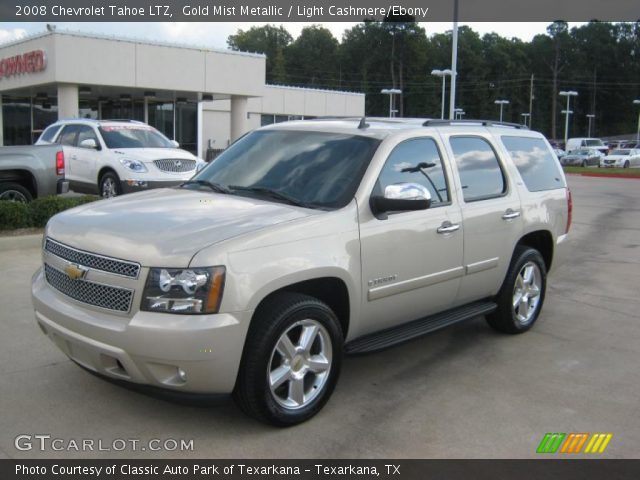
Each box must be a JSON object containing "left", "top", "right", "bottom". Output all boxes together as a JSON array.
[
  {"left": 120, "top": 180, "right": 185, "bottom": 194},
  {"left": 31, "top": 268, "right": 252, "bottom": 394}
]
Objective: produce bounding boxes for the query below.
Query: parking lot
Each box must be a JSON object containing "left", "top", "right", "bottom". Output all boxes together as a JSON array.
[{"left": 0, "top": 175, "right": 639, "bottom": 459}]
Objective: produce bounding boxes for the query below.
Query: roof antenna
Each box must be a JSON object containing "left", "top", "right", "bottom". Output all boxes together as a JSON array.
[{"left": 358, "top": 116, "right": 369, "bottom": 129}]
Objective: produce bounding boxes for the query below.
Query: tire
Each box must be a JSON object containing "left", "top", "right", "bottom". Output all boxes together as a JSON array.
[
  {"left": 624, "top": 161, "right": 630, "bottom": 169},
  {"left": 581, "top": 160, "right": 587, "bottom": 167},
  {"left": 0, "top": 182, "right": 32, "bottom": 202},
  {"left": 233, "top": 292, "right": 343, "bottom": 426},
  {"left": 486, "top": 246, "right": 547, "bottom": 334},
  {"left": 99, "top": 171, "right": 122, "bottom": 198}
]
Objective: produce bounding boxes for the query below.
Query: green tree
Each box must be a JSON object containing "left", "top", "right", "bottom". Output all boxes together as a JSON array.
[
  {"left": 227, "top": 25, "right": 293, "bottom": 83},
  {"left": 285, "top": 25, "right": 339, "bottom": 88}
]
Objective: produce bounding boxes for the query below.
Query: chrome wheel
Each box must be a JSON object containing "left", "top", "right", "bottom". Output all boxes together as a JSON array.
[
  {"left": 512, "top": 261, "right": 542, "bottom": 324},
  {"left": 268, "top": 319, "right": 332, "bottom": 410},
  {"left": 0, "top": 189, "right": 28, "bottom": 202},
  {"left": 101, "top": 177, "right": 118, "bottom": 198}
]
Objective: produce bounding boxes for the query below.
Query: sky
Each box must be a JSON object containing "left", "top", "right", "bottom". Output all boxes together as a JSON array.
[{"left": 0, "top": 22, "right": 577, "bottom": 48}]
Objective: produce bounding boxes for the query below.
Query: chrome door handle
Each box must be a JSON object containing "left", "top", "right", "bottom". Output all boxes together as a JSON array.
[
  {"left": 70, "top": 155, "right": 77, "bottom": 160},
  {"left": 502, "top": 209, "right": 521, "bottom": 220},
  {"left": 437, "top": 222, "right": 460, "bottom": 234}
]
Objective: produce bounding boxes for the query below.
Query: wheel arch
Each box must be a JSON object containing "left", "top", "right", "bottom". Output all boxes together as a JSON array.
[
  {"left": 250, "top": 276, "right": 351, "bottom": 339},
  {"left": 516, "top": 230, "right": 554, "bottom": 271},
  {"left": 0, "top": 169, "right": 38, "bottom": 198}
]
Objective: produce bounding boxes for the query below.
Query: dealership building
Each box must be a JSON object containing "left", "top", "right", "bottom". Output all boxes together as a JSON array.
[{"left": 0, "top": 30, "right": 365, "bottom": 157}]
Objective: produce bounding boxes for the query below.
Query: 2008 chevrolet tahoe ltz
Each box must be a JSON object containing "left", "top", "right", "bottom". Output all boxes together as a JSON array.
[{"left": 32, "top": 118, "right": 570, "bottom": 425}]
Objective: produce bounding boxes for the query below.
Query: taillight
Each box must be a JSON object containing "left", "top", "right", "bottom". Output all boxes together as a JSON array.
[
  {"left": 56, "top": 151, "right": 65, "bottom": 176},
  {"left": 566, "top": 187, "right": 572, "bottom": 233}
]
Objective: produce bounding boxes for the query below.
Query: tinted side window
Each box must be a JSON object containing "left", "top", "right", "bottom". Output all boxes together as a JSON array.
[
  {"left": 40, "top": 125, "right": 61, "bottom": 143},
  {"left": 57, "top": 125, "right": 80, "bottom": 146},
  {"left": 76, "top": 126, "right": 98, "bottom": 146},
  {"left": 377, "top": 138, "right": 449, "bottom": 206},
  {"left": 449, "top": 137, "right": 506, "bottom": 202},
  {"left": 501, "top": 136, "right": 566, "bottom": 192}
]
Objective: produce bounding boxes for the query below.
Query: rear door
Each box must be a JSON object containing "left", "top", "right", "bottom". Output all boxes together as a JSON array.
[
  {"left": 444, "top": 134, "right": 523, "bottom": 305},
  {"left": 56, "top": 125, "right": 80, "bottom": 183}
]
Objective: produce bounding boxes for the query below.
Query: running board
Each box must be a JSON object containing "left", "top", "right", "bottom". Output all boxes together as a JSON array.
[{"left": 345, "top": 301, "right": 497, "bottom": 355}]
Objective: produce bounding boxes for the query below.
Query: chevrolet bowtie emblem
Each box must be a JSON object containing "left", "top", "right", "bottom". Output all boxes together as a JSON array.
[{"left": 64, "top": 263, "right": 88, "bottom": 280}]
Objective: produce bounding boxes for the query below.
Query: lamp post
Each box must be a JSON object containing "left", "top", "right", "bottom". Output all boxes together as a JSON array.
[
  {"left": 521, "top": 113, "right": 531, "bottom": 128},
  {"left": 381, "top": 88, "right": 402, "bottom": 118},
  {"left": 634, "top": 100, "right": 640, "bottom": 144},
  {"left": 559, "top": 91, "right": 578, "bottom": 147},
  {"left": 494, "top": 99, "right": 509, "bottom": 122},
  {"left": 431, "top": 69, "right": 452, "bottom": 119},
  {"left": 586, "top": 114, "right": 595, "bottom": 137},
  {"left": 454, "top": 108, "right": 465, "bottom": 120}
]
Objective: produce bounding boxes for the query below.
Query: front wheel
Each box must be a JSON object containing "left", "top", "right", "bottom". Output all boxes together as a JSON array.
[
  {"left": 486, "top": 246, "right": 547, "bottom": 334},
  {"left": 233, "top": 293, "right": 343, "bottom": 426},
  {"left": 99, "top": 171, "right": 122, "bottom": 198},
  {"left": 623, "top": 161, "right": 630, "bottom": 169},
  {"left": 581, "top": 160, "right": 587, "bottom": 167}
]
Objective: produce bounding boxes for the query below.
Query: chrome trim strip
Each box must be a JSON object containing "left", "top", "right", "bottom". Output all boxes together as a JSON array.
[
  {"left": 368, "top": 266, "right": 465, "bottom": 301},
  {"left": 465, "top": 257, "right": 499, "bottom": 275}
]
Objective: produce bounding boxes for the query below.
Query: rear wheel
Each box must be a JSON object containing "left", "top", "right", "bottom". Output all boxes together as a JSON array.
[
  {"left": 233, "top": 292, "right": 343, "bottom": 426},
  {"left": 99, "top": 172, "right": 121, "bottom": 198},
  {"left": 624, "top": 160, "right": 630, "bottom": 169},
  {"left": 486, "top": 246, "right": 547, "bottom": 334},
  {"left": 581, "top": 160, "right": 587, "bottom": 167},
  {"left": 0, "top": 182, "right": 32, "bottom": 202}
]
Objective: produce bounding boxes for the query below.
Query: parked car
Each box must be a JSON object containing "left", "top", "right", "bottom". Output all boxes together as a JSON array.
[
  {"left": 0, "top": 144, "right": 69, "bottom": 202},
  {"left": 565, "top": 137, "right": 608, "bottom": 156},
  {"left": 601, "top": 149, "right": 640, "bottom": 168},
  {"left": 36, "top": 119, "right": 206, "bottom": 198},
  {"left": 561, "top": 148, "right": 601, "bottom": 167},
  {"left": 32, "top": 118, "right": 570, "bottom": 425},
  {"left": 553, "top": 148, "right": 566, "bottom": 159}
]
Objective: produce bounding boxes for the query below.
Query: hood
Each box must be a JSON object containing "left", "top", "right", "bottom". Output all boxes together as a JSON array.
[
  {"left": 111, "top": 148, "right": 199, "bottom": 162},
  {"left": 46, "top": 189, "right": 316, "bottom": 267}
]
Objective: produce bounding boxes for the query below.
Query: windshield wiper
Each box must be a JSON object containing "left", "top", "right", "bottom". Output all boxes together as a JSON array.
[
  {"left": 180, "top": 180, "right": 230, "bottom": 194},
  {"left": 228, "top": 185, "right": 313, "bottom": 208}
]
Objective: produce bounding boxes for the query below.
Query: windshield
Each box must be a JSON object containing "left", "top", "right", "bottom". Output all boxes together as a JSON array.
[
  {"left": 575, "top": 150, "right": 590, "bottom": 155},
  {"left": 585, "top": 139, "right": 603, "bottom": 147},
  {"left": 612, "top": 150, "right": 630, "bottom": 155},
  {"left": 99, "top": 125, "right": 174, "bottom": 149},
  {"left": 189, "top": 129, "right": 381, "bottom": 210}
]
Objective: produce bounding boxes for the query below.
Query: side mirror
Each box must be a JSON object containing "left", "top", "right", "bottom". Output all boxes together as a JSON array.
[
  {"left": 370, "top": 182, "right": 431, "bottom": 217},
  {"left": 79, "top": 138, "right": 99, "bottom": 150},
  {"left": 170, "top": 140, "right": 180, "bottom": 148}
]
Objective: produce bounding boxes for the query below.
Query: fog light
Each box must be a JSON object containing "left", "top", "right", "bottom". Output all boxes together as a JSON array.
[
  {"left": 177, "top": 368, "right": 187, "bottom": 382},
  {"left": 126, "top": 180, "right": 148, "bottom": 188}
]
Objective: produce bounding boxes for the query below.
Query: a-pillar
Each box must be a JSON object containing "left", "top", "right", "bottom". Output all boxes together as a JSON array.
[
  {"left": 57, "top": 84, "right": 79, "bottom": 119},
  {"left": 230, "top": 95, "right": 249, "bottom": 143}
]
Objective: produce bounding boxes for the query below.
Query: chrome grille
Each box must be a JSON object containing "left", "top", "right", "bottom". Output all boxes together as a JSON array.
[
  {"left": 153, "top": 158, "right": 196, "bottom": 173},
  {"left": 44, "top": 264, "right": 133, "bottom": 312},
  {"left": 45, "top": 238, "right": 140, "bottom": 278}
]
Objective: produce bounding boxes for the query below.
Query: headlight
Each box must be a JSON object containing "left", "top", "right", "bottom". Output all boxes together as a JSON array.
[
  {"left": 119, "top": 158, "right": 148, "bottom": 172},
  {"left": 142, "top": 266, "right": 225, "bottom": 314}
]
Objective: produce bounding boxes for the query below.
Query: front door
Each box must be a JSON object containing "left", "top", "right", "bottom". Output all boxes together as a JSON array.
[{"left": 357, "top": 136, "right": 464, "bottom": 337}]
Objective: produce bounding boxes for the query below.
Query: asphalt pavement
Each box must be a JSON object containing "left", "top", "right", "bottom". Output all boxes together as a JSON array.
[{"left": 0, "top": 175, "right": 638, "bottom": 459}]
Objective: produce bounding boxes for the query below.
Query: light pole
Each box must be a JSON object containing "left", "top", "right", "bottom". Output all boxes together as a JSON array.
[
  {"left": 586, "top": 114, "right": 595, "bottom": 137},
  {"left": 634, "top": 100, "right": 640, "bottom": 144},
  {"left": 381, "top": 88, "right": 402, "bottom": 118},
  {"left": 494, "top": 99, "right": 509, "bottom": 122},
  {"left": 559, "top": 91, "right": 578, "bottom": 147},
  {"left": 431, "top": 69, "right": 452, "bottom": 119},
  {"left": 449, "top": 0, "right": 459, "bottom": 120},
  {"left": 521, "top": 113, "right": 531, "bottom": 128}
]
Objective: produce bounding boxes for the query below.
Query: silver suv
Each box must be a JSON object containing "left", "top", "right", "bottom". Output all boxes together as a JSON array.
[{"left": 32, "top": 118, "right": 571, "bottom": 425}]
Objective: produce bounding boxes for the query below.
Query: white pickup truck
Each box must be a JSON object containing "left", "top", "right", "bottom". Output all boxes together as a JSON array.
[{"left": 36, "top": 119, "right": 206, "bottom": 198}]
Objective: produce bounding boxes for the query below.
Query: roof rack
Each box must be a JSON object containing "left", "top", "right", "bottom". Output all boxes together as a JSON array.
[
  {"left": 422, "top": 119, "right": 528, "bottom": 129},
  {"left": 99, "top": 119, "right": 146, "bottom": 124}
]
